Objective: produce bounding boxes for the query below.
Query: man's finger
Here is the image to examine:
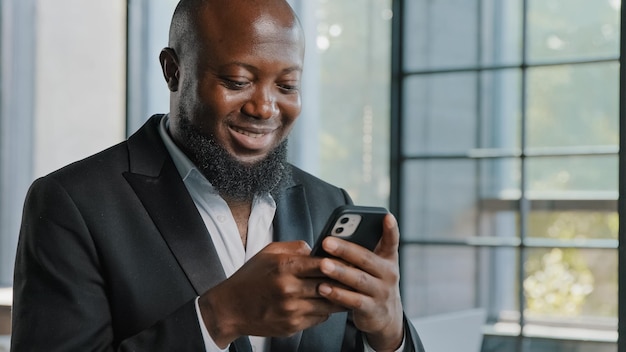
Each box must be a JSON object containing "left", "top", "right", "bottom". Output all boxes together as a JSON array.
[{"left": 374, "top": 214, "right": 400, "bottom": 258}]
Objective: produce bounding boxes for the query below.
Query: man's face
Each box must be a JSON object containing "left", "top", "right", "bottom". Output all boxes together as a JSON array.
[{"left": 171, "top": 8, "right": 304, "bottom": 166}]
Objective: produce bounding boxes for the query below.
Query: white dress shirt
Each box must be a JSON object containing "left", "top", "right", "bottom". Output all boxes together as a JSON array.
[
  {"left": 159, "top": 116, "right": 272, "bottom": 352},
  {"left": 158, "top": 115, "right": 401, "bottom": 352}
]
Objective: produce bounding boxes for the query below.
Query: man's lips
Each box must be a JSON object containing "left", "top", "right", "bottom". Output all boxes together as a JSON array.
[
  {"left": 230, "top": 126, "right": 269, "bottom": 138},
  {"left": 228, "top": 125, "right": 279, "bottom": 151}
]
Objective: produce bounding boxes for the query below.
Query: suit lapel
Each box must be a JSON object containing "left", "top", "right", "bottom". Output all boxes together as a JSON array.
[
  {"left": 124, "top": 160, "right": 227, "bottom": 295},
  {"left": 268, "top": 184, "right": 314, "bottom": 351},
  {"left": 273, "top": 184, "right": 314, "bottom": 245},
  {"left": 123, "top": 117, "right": 253, "bottom": 351},
  {"left": 123, "top": 116, "right": 226, "bottom": 295}
]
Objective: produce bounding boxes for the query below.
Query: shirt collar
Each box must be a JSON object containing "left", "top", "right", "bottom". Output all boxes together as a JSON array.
[{"left": 158, "top": 114, "right": 198, "bottom": 182}]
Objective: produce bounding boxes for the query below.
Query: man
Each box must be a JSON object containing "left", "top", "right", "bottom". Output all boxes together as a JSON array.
[{"left": 11, "top": 0, "right": 425, "bottom": 351}]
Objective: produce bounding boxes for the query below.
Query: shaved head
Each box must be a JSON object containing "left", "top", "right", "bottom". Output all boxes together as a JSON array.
[{"left": 168, "top": 0, "right": 302, "bottom": 62}]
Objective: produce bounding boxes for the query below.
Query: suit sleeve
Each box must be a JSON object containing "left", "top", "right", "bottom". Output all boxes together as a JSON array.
[
  {"left": 403, "top": 316, "right": 427, "bottom": 352},
  {"left": 11, "top": 177, "right": 205, "bottom": 351},
  {"left": 343, "top": 314, "right": 425, "bottom": 352}
]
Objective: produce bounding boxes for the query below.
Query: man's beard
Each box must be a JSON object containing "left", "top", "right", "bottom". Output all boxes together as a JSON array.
[{"left": 176, "top": 116, "right": 291, "bottom": 201}]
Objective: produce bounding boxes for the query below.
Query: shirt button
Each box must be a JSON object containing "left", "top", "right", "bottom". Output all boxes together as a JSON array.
[{"left": 217, "top": 215, "right": 226, "bottom": 222}]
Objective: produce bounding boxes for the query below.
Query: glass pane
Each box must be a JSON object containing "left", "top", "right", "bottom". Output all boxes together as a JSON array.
[
  {"left": 526, "top": 63, "right": 619, "bottom": 149},
  {"left": 402, "top": 160, "right": 477, "bottom": 240},
  {"left": 480, "top": 158, "right": 521, "bottom": 200},
  {"left": 528, "top": 211, "right": 617, "bottom": 240},
  {"left": 480, "top": 0, "right": 523, "bottom": 67},
  {"left": 527, "top": 0, "right": 620, "bottom": 63},
  {"left": 130, "top": 0, "right": 393, "bottom": 207},
  {"left": 480, "top": 69, "right": 522, "bottom": 150},
  {"left": 479, "top": 209, "right": 519, "bottom": 239},
  {"left": 403, "top": 0, "right": 478, "bottom": 71},
  {"left": 402, "top": 73, "right": 477, "bottom": 155},
  {"left": 402, "top": 245, "right": 518, "bottom": 321},
  {"left": 524, "top": 248, "right": 617, "bottom": 321},
  {"left": 478, "top": 158, "right": 521, "bottom": 240},
  {"left": 526, "top": 155, "right": 618, "bottom": 197},
  {"left": 304, "top": 0, "right": 392, "bottom": 206}
]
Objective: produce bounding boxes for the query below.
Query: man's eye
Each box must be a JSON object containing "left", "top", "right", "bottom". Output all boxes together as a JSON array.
[
  {"left": 278, "top": 84, "right": 299, "bottom": 93},
  {"left": 223, "top": 79, "right": 249, "bottom": 90}
]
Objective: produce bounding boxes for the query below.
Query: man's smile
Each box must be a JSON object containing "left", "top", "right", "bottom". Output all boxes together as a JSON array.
[
  {"left": 230, "top": 125, "right": 269, "bottom": 138},
  {"left": 228, "top": 124, "right": 279, "bottom": 151}
]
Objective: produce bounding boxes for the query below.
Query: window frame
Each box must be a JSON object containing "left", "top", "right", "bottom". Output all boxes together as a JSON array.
[{"left": 391, "top": 0, "right": 621, "bottom": 350}]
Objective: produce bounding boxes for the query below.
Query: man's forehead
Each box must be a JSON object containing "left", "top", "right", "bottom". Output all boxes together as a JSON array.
[
  {"left": 170, "top": 0, "right": 303, "bottom": 63},
  {"left": 192, "top": 3, "right": 303, "bottom": 49},
  {"left": 194, "top": 0, "right": 298, "bottom": 29}
]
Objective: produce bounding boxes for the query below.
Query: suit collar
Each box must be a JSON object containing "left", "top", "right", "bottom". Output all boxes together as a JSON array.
[
  {"left": 273, "top": 183, "right": 314, "bottom": 245},
  {"left": 124, "top": 115, "right": 227, "bottom": 294},
  {"left": 267, "top": 183, "right": 314, "bottom": 351},
  {"left": 126, "top": 115, "right": 168, "bottom": 177}
]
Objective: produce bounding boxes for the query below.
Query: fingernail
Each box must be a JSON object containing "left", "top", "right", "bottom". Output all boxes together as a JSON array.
[
  {"left": 324, "top": 237, "right": 338, "bottom": 252},
  {"left": 318, "top": 284, "right": 332, "bottom": 295},
  {"left": 321, "top": 259, "right": 335, "bottom": 273}
]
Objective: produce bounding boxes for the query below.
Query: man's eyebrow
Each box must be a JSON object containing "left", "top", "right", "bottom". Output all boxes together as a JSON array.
[
  {"left": 223, "top": 62, "right": 303, "bottom": 74},
  {"left": 280, "top": 66, "right": 303, "bottom": 74}
]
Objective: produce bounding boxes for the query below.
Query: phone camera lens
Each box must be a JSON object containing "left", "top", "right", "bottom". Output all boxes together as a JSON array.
[
  {"left": 340, "top": 217, "right": 349, "bottom": 224},
  {"left": 335, "top": 227, "right": 344, "bottom": 234}
]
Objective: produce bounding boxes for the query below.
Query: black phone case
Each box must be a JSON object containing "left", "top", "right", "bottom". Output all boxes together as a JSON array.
[{"left": 310, "top": 205, "right": 388, "bottom": 257}]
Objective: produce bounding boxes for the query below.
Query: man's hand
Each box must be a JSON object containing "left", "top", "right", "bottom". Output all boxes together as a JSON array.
[
  {"left": 317, "top": 214, "right": 405, "bottom": 352},
  {"left": 197, "top": 241, "right": 345, "bottom": 348}
]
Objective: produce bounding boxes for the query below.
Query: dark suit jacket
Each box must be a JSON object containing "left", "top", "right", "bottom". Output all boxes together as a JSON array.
[{"left": 12, "top": 115, "right": 424, "bottom": 351}]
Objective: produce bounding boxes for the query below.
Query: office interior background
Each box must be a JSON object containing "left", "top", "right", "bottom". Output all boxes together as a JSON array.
[{"left": 0, "top": 0, "right": 621, "bottom": 351}]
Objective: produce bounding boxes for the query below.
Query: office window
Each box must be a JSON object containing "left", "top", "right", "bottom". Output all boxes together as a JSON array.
[
  {"left": 0, "top": 0, "right": 126, "bottom": 284},
  {"left": 291, "top": 0, "right": 392, "bottom": 206},
  {"left": 392, "top": 0, "right": 619, "bottom": 351}
]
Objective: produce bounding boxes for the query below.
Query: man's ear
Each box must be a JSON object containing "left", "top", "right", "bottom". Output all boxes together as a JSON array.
[{"left": 159, "top": 47, "right": 180, "bottom": 92}]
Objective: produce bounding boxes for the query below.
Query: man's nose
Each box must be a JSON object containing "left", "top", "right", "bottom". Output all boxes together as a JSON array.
[{"left": 242, "top": 87, "right": 279, "bottom": 120}]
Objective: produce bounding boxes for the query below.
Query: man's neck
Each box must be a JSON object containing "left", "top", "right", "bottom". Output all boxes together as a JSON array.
[{"left": 223, "top": 197, "right": 253, "bottom": 248}]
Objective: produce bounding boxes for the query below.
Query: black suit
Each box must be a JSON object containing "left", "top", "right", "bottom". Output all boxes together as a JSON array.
[{"left": 12, "top": 115, "right": 424, "bottom": 351}]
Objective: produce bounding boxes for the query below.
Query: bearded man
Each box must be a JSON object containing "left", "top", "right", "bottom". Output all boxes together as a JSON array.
[{"left": 11, "top": 0, "right": 425, "bottom": 351}]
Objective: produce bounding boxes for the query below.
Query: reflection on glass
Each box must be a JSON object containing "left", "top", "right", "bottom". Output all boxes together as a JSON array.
[
  {"left": 402, "top": 245, "right": 478, "bottom": 317},
  {"left": 527, "top": 0, "right": 620, "bottom": 62},
  {"left": 402, "top": 73, "right": 478, "bottom": 155},
  {"left": 403, "top": 0, "right": 479, "bottom": 71},
  {"left": 479, "top": 158, "right": 521, "bottom": 200},
  {"left": 402, "top": 160, "right": 477, "bottom": 240},
  {"left": 526, "top": 155, "right": 618, "bottom": 196},
  {"left": 480, "top": 0, "right": 523, "bottom": 66},
  {"left": 526, "top": 63, "right": 619, "bottom": 149},
  {"left": 524, "top": 248, "right": 617, "bottom": 320},
  {"left": 480, "top": 69, "right": 522, "bottom": 151},
  {"left": 402, "top": 246, "right": 518, "bottom": 323},
  {"left": 528, "top": 211, "right": 617, "bottom": 240},
  {"left": 403, "top": 0, "right": 524, "bottom": 70},
  {"left": 315, "top": 0, "right": 391, "bottom": 206}
]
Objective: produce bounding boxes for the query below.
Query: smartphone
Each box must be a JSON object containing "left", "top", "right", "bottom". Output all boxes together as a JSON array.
[{"left": 310, "top": 205, "right": 388, "bottom": 257}]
